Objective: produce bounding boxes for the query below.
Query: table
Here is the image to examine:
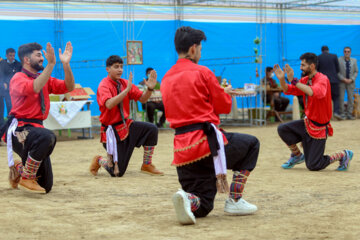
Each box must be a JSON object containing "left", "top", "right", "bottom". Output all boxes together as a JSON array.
[
  {"left": 43, "top": 100, "right": 93, "bottom": 139},
  {"left": 220, "top": 89, "right": 257, "bottom": 126}
]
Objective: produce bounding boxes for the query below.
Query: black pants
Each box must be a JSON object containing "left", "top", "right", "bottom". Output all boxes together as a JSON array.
[
  {"left": 103, "top": 121, "right": 158, "bottom": 177},
  {"left": 330, "top": 82, "right": 340, "bottom": 114},
  {"left": 277, "top": 120, "right": 331, "bottom": 171},
  {"left": 0, "top": 91, "right": 12, "bottom": 126},
  {"left": 145, "top": 101, "right": 165, "bottom": 126},
  {"left": 274, "top": 96, "right": 290, "bottom": 112},
  {"left": 11, "top": 126, "right": 57, "bottom": 193},
  {"left": 176, "top": 132, "right": 259, "bottom": 218}
]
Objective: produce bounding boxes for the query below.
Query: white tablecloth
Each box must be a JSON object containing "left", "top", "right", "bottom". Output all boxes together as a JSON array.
[{"left": 48, "top": 101, "right": 87, "bottom": 127}]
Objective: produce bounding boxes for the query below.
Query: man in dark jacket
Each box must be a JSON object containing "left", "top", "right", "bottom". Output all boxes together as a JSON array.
[
  {"left": 317, "top": 46, "right": 342, "bottom": 120},
  {"left": 0, "top": 48, "right": 22, "bottom": 126}
]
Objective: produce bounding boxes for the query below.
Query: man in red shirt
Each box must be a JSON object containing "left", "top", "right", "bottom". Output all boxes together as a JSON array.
[
  {"left": 89, "top": 55, "right": 163, "bottom": 177},
  {"left": 161, "top": 26, "right": 259, "bottom": 225},
  {"left": 274, "top": 52, "right": 353, "bottom": 171},
  {"left": 1, "top": 42, "right": 75, "bottom": 193}
]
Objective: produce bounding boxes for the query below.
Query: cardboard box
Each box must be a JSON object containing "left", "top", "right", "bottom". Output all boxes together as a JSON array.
[{"left": 64, "top": 84, "right": 95, "bottom": 101}]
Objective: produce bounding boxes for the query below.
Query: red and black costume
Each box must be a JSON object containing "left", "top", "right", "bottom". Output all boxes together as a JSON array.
[
  {"left": 3, "top": 69, "right": 69, "bottom": 193},
  {"left": 161, "top": 59, "right": 259, "bottom": 217},
  {"left": 97, "top": 76, "right": 158, "bottom": 177},
  {"left": 278, "top": 72, "right": 334, "bottom": 170}
]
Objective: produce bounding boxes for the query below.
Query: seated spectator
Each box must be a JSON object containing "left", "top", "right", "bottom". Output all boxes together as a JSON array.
[
  {"left": 262, "top": 66, "right": 290, "bottom": 113},
  {"left": 139, "top": 67, "right": 166, "bottom": 127}
]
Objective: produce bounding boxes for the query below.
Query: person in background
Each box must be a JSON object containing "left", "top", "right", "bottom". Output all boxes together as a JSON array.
[
  {"left": 262, "top": 66, "right": 290, "bottom": 120},
  {"left": 338, "top": 46, "right": 358, "bottom": 120},
  {"left": 139, "top": 67, "right": 166, "bottom": 128},
  {"left": 317, "top": 46, "right": 342, "bottom": 120},
  {"left": 0, "top": 48, "right": 22, "bottom": 126}
]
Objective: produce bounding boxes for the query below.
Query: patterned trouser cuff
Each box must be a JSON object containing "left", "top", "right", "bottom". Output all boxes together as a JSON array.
[{"left": 22, "top": 156, "right": 41, "bottom": 180}]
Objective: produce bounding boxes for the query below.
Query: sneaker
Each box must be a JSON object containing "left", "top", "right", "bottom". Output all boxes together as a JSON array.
[
  {"left": 19, "top": 178, "right": 46, "bottom": 194},
  {"left": 347, "top": 115, "right": 355, "bottom": 120},
  {"left": 336, "top": 150, "right": 353, "bottom": 171},
  {"left": 172, "top": 189, "right": 196, "bottom": 225},
  {"left": 281, "top": 154, "right": 305, "bottom": 169},
  {"left": 140, "top": 163, "right": 164, "bottom": 176},
  {"left": 224, "top": 198, "right": 257, "bottom": 215},
  {"left": 8, "top": 160, "right": 22, "bottom": 189},
  {"left": 89, "top": 155, "right": 101, "bottom": 176}
]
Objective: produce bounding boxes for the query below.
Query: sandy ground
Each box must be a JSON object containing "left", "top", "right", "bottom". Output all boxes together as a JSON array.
[{"left": 0, "top": 119, "right": 359, "bottom": 240}]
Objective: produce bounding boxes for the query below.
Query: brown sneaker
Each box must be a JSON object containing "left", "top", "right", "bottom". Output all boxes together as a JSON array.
[
  {"left": 90, "top": 155, "right": 101, "bottom": 176},
  {"left": 8, "top": 160, "right": 22, "bottom": 189},
  {"left": 19, "top": 178, "right": 46, "bottom": 194},
  {"left": 141, "top": 163, "right": 164, "bottom": 176}
]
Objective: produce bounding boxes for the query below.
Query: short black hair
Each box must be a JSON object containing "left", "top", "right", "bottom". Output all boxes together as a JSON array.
[
  {"left": 106, "top": 55, "right": 123, "bottom": 67},
  {"left": 321, "top": 45, "right": 329, "bottom": 52},
  {"left": 18, "top": 42, "right": 42, "bottom": 65},
  {"left": 300, "top": 52, "right": 318, "bottom": 68},
  {"left": 145, "top": 67, "right": 154, "bottom": 75},
  {"left": 344, "top": 46, "right": 351, "bottom": 51},
  {"left": 174, "top": 26, "right": 206, "bottom": 54},
  {"left": 6, "top": 48, "right": 15, "bottom": 55},
  {"left": 266, "top": 66, "right": 273, "bottom": 73}
]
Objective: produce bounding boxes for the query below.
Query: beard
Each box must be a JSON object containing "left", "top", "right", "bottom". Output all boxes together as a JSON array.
[
  {"left": 30, "top": 59, "right": 44, "bottom": 72},
  {"left": 302, "top": 69, "right": 311, "bottom": 76}
]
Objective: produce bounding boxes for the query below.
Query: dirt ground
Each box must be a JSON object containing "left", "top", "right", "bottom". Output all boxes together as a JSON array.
[{"left": 0, "top": 119, "right": 359, "bottom": 240}]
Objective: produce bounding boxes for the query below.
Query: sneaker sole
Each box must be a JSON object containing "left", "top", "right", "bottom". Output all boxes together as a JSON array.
[
  {"left": 19, "top": 184, "right": 46, "bottom": 194},
  {"left": 224, "top": 207, "right": 258, "bottom": 216},
  {"left": 172, "top": 192, "right": 196, "bottom": 225}
]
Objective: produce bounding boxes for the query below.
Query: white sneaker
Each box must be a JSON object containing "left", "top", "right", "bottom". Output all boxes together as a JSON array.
[
  {"left": 224, "top": 198, "right": 257, "bottom": 215},
  {"left": 172, "top": 189, "right": 196, "bottom": 225}
]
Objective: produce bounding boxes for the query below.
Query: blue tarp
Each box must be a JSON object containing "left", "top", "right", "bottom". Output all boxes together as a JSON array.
[{"left": 1, "top": 19, "right": 359, "bottom": 116}]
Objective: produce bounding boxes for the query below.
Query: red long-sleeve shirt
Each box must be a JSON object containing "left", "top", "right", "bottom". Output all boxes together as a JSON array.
[
  {"left": 284, "top": 72, "right": 333, "bottom": 138},
  {"left": 161, "top": 58, "right": 232, "bottom": 165},
  {"left": 97, "top": 76, "right": 143, "bottom": 142},
  {"left": 10, "top": 72, "right": 68, "bottom": 127},
  {"left": 97, "top": 76, "right": 142, "bottom": 126}
]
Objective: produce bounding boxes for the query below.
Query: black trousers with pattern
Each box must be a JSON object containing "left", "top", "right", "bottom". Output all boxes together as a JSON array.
[
  {"left": 12, "top": 126, "right": 56, "bottom": 193},
  {"left": 176, "top": 131, "right": 259, "bottom": 218}
]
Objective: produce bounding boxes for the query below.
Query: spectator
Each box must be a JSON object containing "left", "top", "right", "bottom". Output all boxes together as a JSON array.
[
  {"left": 262, "top": 66, "right": 290, "bottom": 119},
  {"left": 0, "top": 48, "right": 22, "bottom": 126},
  {"left": 139, "top": 67, "right": 166, "bottom": 127},
  {"left": 317, "top": 46, "right": 342, "bottom": 120},
  {"left": 338, "top": 46, "right": 358, "bottom": 120}
]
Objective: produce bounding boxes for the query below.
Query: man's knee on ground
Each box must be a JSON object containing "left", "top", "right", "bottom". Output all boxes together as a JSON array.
[
  {"left": 193, "top": 204, "right": 214, "bottom": 218},
  {"left": 306, "top": 161, "right": 323, "bottom": 171}
]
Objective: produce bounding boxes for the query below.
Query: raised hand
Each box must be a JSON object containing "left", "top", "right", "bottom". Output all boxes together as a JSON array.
[
  {"left": 145, "top": 70, "right": 157, "bottom": 90},
  {"left": 273, "top": 64, "right": 285, "bottom": 81},
  {"left": 126, "top": 72, "right": 133, "bottom": 92},
  {"left": 43, "top": 42, "right": 56, "bottom": 66},
  {"left": 59, "top": 41, "right": 73, "bottom": 64},
  {"left": 284, "top": 64, "right": 294, "bottom": 81}
]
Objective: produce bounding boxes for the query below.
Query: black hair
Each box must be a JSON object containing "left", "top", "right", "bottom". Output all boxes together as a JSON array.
[
  {"left": 321, "top": 45, "right": 329, "bottom": 52},
  {"left": 18, "top": 42, "right": 42, "bottom": 65},
  {"left": 174, "top": 26, "right": 206, "bottom": 54},
  {"left": 6, "top": 48, "right": 15, "bottom": 55},
  {"left": 145, "top": 67, "right": 154, "bottom": 75},
  {"left": 106, "top": 55, "right": 123, "bottom": 67},
  {"left": 266, "top": 66, "right": 273, "bottom": 73},
  {"left": 344, "top": 46, "right": 351, "bottom": 51},
  {"left": 300, "top": 52, "right": 318, "bottom": 68}
]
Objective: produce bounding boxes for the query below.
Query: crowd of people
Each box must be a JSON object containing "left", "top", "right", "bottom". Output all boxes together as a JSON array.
[{"left": 0, "top": 26, "right": 356, "bottom": 226}]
